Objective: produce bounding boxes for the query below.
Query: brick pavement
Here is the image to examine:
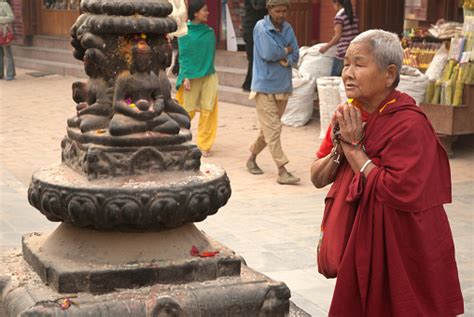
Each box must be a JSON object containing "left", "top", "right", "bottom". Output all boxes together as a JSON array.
[{"left": 0, "top": 68, "right": 473, "bottom": 316}]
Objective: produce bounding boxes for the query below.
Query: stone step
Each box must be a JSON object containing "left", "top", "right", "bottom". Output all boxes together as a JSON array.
[
  {"left": 14, "top": 56, "right": 85, "bottom": 78},
  {"left": 214, "top": 50, "right": 248, "bottom": 69},
  {"left": 31, "top": 35, "right": 72, "bottom": 50},
  {"left": 26, "top": 36, "right": 248, "bottom": 67},
  {"left": 27, "top": 35, "right": 249, "bottom": 66},
  {"left": 12, "top": 45, "right": 81, "bottom": 66},
  {"left": 218, "top": 85, "right": 254, "bottom": 107},
  {"left": 216, "top": 65, "right": 247, "bottom": 89}
]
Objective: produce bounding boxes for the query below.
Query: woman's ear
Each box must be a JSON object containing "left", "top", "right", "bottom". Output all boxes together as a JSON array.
[{"left": 386, "top": 64, "right": 398, "bottom": 88}]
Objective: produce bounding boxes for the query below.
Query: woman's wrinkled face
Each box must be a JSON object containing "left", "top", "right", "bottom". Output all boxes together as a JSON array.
[
  {"left": 342, "top": 42, "right": 390, "bottom": 103},
  {"left": 194, "top": 5, "right": 209, "bottom": 23}
]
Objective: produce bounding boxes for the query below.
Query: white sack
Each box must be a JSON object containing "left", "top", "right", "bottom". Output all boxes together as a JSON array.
[
  {"left": 282, "top": 69, "right": 317, "bottom": 127},
  {"left": 339, "top": 79, "right": 348, "bottom": 104},
  {"left": 316, "top": 76, "right": 342, "bottom": 139},
  {"left": 398, "top": 65, "right": 429, "bottom": 105},
  {"left": 298, "top": 43, "right": 337, "bottom": 82}
]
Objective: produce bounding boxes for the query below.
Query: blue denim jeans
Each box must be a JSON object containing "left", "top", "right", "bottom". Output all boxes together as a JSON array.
[
  {"left": 0, "top": 45, "right": 16, "bottom": 80},
  {"left": 330, "top": 58, "right": 343, "bottom": 77}
]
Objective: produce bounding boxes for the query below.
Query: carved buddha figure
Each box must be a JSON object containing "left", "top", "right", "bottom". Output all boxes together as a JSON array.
[
  {"left": 149, "top": 37, "right": 191, "bottom": 130},
  {"left": 68, "top": 48, "right": 113, "bottom": 133},
  {"left": 109, "top": 40, "right": 183, "bottom": 136}
]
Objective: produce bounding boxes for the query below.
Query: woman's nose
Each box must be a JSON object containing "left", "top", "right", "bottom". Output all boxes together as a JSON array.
[{"left": 343, "top": 65, "right": 354, "bottom": 78}]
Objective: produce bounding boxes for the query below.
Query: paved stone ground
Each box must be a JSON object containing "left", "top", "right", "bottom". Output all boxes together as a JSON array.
[{"left": 0, "top": 68, "right": 473, "bottom": 316}]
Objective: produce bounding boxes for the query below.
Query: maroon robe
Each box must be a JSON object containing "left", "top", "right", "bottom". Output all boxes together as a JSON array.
[{"left": 328, "top": 90, "right": 464, "bottom": 316}]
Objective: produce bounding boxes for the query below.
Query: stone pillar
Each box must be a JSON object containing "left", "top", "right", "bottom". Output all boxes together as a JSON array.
[{"left": 0, "top": 1, "right": 291, "bottom": 316}]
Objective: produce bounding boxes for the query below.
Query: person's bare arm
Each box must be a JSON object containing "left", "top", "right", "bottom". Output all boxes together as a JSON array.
[
  {"left": 320, "top": 23, "right": 342, "bottom": 54},
  {"left": 310, "top": 143, "right": 343, "bottom": 188},
  {"left": 311, "top": 113, "right": 344, "bottom": 188}
]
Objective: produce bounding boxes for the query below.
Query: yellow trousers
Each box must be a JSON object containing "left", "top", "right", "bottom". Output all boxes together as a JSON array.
[{"left": 176, "top": 84, "right": 218, "bottom": 152}]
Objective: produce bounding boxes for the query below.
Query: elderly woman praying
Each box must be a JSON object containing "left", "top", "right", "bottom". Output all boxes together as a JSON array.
[{"left": 310, "top": 29, "right": 463, "bottom": 316}]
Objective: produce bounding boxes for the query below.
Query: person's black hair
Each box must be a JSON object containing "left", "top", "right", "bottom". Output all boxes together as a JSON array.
[
  {"left": 188, "top": 0, "right": 206, "bottom": 21},
  {"left": 334, "top": 0, "right": 354, "bottom": 25}
]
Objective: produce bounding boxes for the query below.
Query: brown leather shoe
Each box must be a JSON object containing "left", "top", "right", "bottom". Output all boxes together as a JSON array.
[
  {"left": 277, "top": 172, "right": 300, "bottom": 185},
  {"left": 246, "top": 160, "right": 264, "bottom": 175}
]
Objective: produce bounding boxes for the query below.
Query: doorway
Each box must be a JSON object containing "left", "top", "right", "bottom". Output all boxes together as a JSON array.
[{"left": 35, "top": 0, "right": 80, "bottom": 37}]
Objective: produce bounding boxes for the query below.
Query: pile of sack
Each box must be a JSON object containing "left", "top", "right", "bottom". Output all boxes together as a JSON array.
[
  {"left": 281, "top": 44, "right": 336, "bottom": 127},
  {"left": 297, "top": 44, "right": 336, "bottom": 83}
]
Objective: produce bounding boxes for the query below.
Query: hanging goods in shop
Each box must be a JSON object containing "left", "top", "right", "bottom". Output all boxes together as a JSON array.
[{"left": 425, "top": 45, "right": 449, "bottom": 81}]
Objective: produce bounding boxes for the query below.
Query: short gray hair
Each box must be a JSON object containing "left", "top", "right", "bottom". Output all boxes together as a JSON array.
[{"left": 351, "top": 29, "right": 403, "bottom": 87}]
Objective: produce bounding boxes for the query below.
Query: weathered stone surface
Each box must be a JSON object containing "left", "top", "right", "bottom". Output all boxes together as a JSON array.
[
  {"left": 80, "top": 0, "right": 173, "bottom": 18},
  {"left": 77, "top": 15, "right": 178, "bottom": 35},
  {"left": 22, "top": 224, "right": 242, "bottom": 294},
  {"left": 27, "top": 163, "right": 231, "bottom": 230},
  {"left": 61, "top": 137, "right": 201, "bottom": 179},
  {"left": 66, "top": 127, "right": 193, "bottom": 147},
  {"left": 1, "top": 249, "right": 292, "bottom": 317}
]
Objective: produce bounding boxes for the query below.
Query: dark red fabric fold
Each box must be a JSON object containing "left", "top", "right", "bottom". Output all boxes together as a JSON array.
[
  {"left": 346, "top": 172, "right": 364, "bottom": 203},
  {"left": 317, "top": 162, "right": 358, "bottom": 278},
  {"left": 327, "top": 91, "right": 464, "bottom": 316}
]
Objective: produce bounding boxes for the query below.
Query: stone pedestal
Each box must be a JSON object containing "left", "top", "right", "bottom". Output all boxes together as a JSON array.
[
  {"left": 1, "top": 246, "right": 290, "bottom": 316},
  {"left": 0, "top": 1, "right": 295, "bottom": 315},
  {"left": 1, "top": 224, "right": 291, "bottom": 316}
]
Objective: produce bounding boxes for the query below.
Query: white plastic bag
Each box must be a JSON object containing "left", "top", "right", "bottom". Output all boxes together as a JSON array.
[
  {"left": 282, "top": 69, "right": 317, "bottom": 127},
  {"left": 425, "top": 46, "right": 449, "bottom": 81}
]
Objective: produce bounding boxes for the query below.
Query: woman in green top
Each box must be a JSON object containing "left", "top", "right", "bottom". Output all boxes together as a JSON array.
[{"left": 175, "top": 0, "right": 218, "bottom": 157}]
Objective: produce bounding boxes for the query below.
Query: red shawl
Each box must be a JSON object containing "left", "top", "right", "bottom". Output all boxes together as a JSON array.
[{"left": 328, "top": 90, "right": 464, "bottom": 316}]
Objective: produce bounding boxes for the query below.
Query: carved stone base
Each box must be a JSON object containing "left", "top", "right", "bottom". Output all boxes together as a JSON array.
[
  {"left": 21, "top": 223, "right": 242, "bottom": 294},
  {"left": 61, "top": 134, "right": 201, "bottom": 180},
  {"left": 61, "top": 137, "right": 201, "bottom": 180},
  {"left": 27, "top": 163, "right": 231, "bottom": 230},
  {"left": 1, "top": 225, "right": 292, "bottom": 317}
]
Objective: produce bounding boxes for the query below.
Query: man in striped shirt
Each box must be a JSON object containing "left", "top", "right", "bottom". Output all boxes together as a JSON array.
[{"left": 320, "top": 0, "right": 359, "bottom": 76}]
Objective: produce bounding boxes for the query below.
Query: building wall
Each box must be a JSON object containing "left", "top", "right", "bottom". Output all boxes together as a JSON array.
[
  {"left": 319, "top": 0, "right": 358, "bottom": 43},
  {"left": 10, "top": 0, "right": 25, "bottom": 45},
  {"left": 319, "top": 0, "right": 335, "bottom": 43}
]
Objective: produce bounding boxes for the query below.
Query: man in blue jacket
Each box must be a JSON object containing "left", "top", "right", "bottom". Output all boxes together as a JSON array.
[{"left": 246, "top": 0, "right": 300, "bottom": 185}]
